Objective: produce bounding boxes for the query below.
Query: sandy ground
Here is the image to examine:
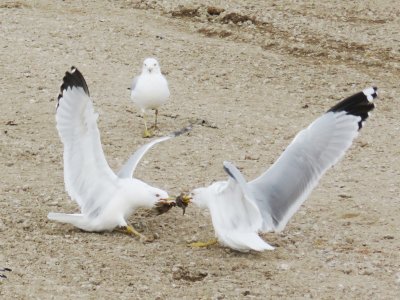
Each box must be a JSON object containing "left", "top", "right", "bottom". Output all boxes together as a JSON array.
[{"left": 1, "top": 0, "right": 399, "bottom": 298}]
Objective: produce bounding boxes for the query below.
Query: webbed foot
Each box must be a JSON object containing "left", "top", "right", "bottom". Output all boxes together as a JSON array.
[
  {"left": 188, "top": 239, "right": 218, "bottom": 248},
  {"left": 142, "top": 129, "right": 154, "bottom": 138},
  {"left": 117, "top": 225, "right": 152, "bottom": 243}
]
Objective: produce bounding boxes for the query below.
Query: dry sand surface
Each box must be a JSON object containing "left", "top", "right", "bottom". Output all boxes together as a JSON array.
[{"left": 1, "top": 0, "right": 399, "bottom": 298}]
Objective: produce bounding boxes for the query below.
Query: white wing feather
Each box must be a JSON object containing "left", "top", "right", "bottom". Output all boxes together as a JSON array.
[
  {"left": 207, "top": 162, "right": 274, "bottom": 251},
  {"left": 118, "top": 136, "right": 172, "bottom": 178},
  {"left": 56, "top": 69, "right": 119, "bottom": 215},
  {"left": 118, "top": 126, "right": 192, "bottom": 178}
]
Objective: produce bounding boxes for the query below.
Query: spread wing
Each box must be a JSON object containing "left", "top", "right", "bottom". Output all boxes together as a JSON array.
[
  {"left": 206, "top": 162, "right": 274, "bottom": 251},
  {"left": 118, "top": 126, "right": 192, "bottom": 178},
  {"left": 56, "top": 67, "right": 119, "bottom": 214},
  {"left": 248, "top": 87, "right": 378, "bottom": 232}
]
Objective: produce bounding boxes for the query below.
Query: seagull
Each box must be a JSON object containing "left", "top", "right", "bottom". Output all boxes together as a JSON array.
[
  {"left": 131, "top": 58, "right": 170, "bottom": 138},
  {"left": 190, "top": 87, "right": 378, "bottom": 252},
  {"left": 48, "top": 67, "right": 190, "bottom": 240}
]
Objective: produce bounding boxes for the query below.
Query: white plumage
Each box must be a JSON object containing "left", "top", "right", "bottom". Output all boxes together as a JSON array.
[
  {"left": 191, "top": 87, "right": 378, "bottom": 252},
  {"left": 131, "top": 58, "right": 170, "bottom": 137},
  {"left": 48, "top": 67, "right": 185, "bottom": 233}
]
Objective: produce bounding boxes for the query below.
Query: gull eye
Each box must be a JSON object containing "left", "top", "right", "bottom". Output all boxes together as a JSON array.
[{"left": 155, "top": 193, "right": 160, "bottom": 197}]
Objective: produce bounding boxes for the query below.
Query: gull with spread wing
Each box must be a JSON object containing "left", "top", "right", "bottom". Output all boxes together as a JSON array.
[
  {"left": 191, "top": 87, "right": 378, "bottom": 251},
  {"left": 48, "top": 67, "right": 189, "bottom": 240}
]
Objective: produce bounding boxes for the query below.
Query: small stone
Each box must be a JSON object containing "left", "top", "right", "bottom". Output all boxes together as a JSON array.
[
  {"left": 359, "top": 268, "right": 373, "bottom": 276},
  {"left": 138, "top": 285, "right": 149, "bottom": 292},
  {"left": 207, "top": 6, "right": 225, "bottom": 16},
  {"left": 278, "top": 263, "right": 290, "bottom": 271}
]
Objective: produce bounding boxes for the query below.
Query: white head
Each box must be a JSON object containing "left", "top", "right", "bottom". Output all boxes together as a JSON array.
[
  {"left": 147, "top": 186, "right": 169, "bottom": 204},
  {"left": 129, "top": 179, "right": 169, "bottom": 208},
  {"left": 190, "top": 181, "right": 225, "bottom": 209},
  {"left": 142, "top": 57, "right": 161, "bottom": 74}
]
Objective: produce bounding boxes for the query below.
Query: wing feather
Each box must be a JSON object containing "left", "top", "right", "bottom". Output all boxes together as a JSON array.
[
  {"left": 206, "top": 162, "right": 273, "bottom": 251},
  {"left": 56, "top": 67, "right": 119, "bottom": 214},
  {"left": 118, "top": 126, "right": 192, "bottom": 178},
  {"left": 248, "top": 88, "right": 378, "bottom": 232}
]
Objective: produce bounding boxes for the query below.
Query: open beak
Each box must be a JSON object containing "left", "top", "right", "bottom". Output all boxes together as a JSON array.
[{"left": 161, "top": 196, "right": 175, "bottom": 201}]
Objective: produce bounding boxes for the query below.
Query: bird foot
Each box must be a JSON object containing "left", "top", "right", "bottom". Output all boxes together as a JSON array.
[
  {"left": 188, "top": 239, "right": 218, "bottom": 248},
  {"left": 142, "top": 129, "right": 154, "bottom": 138},
  {"left": 117, "top": 225, "right": 152, "bottom": 243}
]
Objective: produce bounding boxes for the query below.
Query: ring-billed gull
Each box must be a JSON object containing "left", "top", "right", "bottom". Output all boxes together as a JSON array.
[
  {"left": 190, "top": 87, "right": 378, "bottom": 251},
  {"left": 48, "top": 67, "right": 190, "bottom": 240},
  {"left": 131, "top": 58, "right": 170, "bottom": 138}
]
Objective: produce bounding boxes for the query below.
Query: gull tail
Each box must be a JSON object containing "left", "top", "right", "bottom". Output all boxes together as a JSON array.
[
  {"left": 48, "top": 212, "right": 87, "bottom": 228},
  {"left": 225, "top": 232, "right": 274, "bottom": 252}
]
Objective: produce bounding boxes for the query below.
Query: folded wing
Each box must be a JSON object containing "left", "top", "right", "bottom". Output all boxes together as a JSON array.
[
  {"left": 56, "top": 67, "right": 119, "bottom": 215},
  {"left": 208, "top": 162, "right": 274, "bottom": 251},
  {"left": 248, "top": 87, "right": 378, "bottom": 232}
]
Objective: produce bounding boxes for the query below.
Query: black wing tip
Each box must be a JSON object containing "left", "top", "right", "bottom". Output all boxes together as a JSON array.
[
  {"left": 223, "top": 161, "right": 236, "bottom": 180},
  {"left": 327, "top": 86, "right": 378, "bottom": 130},
  {"left": 57, "top": 66, "right": 90, "bottom": 109}
]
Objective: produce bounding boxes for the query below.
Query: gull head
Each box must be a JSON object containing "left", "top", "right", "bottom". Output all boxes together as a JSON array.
[
  {"left": 150, "top": 186, "right": 169, "bottom": 202},
  {"left": 131, "top": 180, "right": 169, "bottom": 207},
  {"left": 142, "top": 57, "right": 161, "bottom": 74},
  {"left": 190, "top": 181, "right": 224, "bottom": 209}
]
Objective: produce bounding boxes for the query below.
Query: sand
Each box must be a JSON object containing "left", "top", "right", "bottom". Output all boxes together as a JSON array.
[{"left": 1, "top": 0, "right": 399, "bottom": 298}]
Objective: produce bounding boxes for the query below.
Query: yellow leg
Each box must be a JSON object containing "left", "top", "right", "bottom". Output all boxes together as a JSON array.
[
  {"left": 189, "top": 239, "right": 218, "bottom": 248},
  {"left": 154, "top": 109, "right": 159, "bottom": 129},
  {"left": 117, "top": 225, "right": 149, "bottom": 242},
  {"left": 142, "top": 114, "right": 153, "bottom": 138},
  {"left": 150, "top": 109, "right": 159, "bottom": 130}
]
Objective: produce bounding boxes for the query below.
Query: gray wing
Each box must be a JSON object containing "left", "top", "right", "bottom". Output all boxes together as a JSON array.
[
  {"left": 248, "top": 88, "right": 377, "bottom": 232},
  {"left": 131, "top": 76, "right": 139, "bottom": 92},
  {"left": 223, "top": 161, "right": 251, "bottom": 196},
  {"left": 118, "top": 126, "right": 192, "bottom": 178}
]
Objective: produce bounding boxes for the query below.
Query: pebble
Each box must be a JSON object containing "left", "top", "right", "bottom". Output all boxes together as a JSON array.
[{"left": 277, "top": 263, "right": 290, "bottom": 271}]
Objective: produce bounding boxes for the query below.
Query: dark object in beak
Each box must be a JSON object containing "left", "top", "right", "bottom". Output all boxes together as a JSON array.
[
  {"left": 154, "top": 199, "right": 176, "bottom": 215},
  {"left": 175, "top": 193, "right": 191, "bottom": 215}
]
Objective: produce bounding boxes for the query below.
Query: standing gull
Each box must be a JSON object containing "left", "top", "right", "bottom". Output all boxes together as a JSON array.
[
  {"left": 48, "top": 67, "right": 189, "bottom": 240},
  {"left": 131, "top": 58, "right": 170, "bottom": 138},
  {"left": 191, "top": 87, "right": 378, "bottom": 252}
]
